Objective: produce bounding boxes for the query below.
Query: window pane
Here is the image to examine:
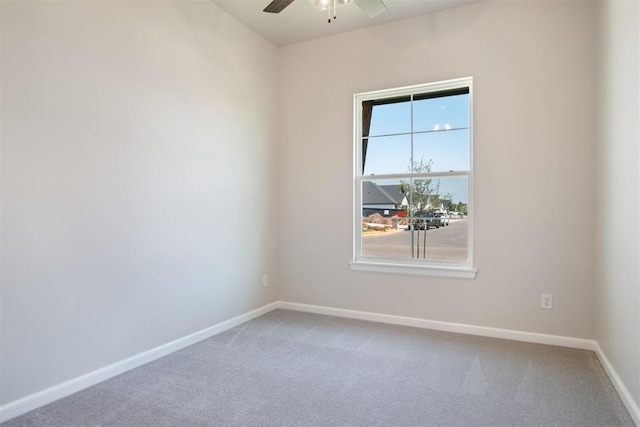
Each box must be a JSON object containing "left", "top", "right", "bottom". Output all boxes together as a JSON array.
[
  {"left": 361, "top": 179, "right": 411, "bottom": 259},
  {"left": 420, "top": 176, "right": 468, "bottom": 262},
  {"left": 361, "top": 177, "right": 468, "bottom": 262},
  {"left": 368, "top": 101, "right": 411, "bottom": 136},
  {"left": 431, "top": 176, "right": 469, "bottom": 212},
  {"left": 413, "top": 93, "right": 469, "bottom": 133},
  {"left": 363, "top": 135, "right": 411, "bottom": 175},
  {"left": 413, "top": 129, "right": 470, "bottom": 173}
]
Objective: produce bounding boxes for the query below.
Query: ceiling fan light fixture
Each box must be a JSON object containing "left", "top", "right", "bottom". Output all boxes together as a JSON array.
[
  {"left": 266, "top": 0, "right": 386, "bottom": 22},
  {"left": 308, "top": 0, "right": 330, "bottom": 11},
  {"left": 308, "top": 0, "right": 353, "bottom": 11},
  {"left": 308, "top": 0, "right": 342, "bottom": 22},
  {"left": 309, "top": 0, "right": 355, "bottom": 23}
]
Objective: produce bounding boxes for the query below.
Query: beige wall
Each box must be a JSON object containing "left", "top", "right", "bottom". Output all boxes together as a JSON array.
[
  {"left": 595, "top": 0, "right": 640, "bottom": 410},
  {"left": 0, "top": 0, "right": 278, "bottom": 404},
  {"left": 277, "top": 0, "right": 598, "bottom": 338}
]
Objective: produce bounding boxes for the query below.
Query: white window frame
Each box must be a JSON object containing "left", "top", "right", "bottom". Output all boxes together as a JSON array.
[{"left": 350, "top": 77, "right": 476, "bottom": 279}]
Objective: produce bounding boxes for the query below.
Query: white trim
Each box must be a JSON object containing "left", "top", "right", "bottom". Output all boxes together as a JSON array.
[
  {"left": 593, "top": 342, "right": 640, "bottom": 426},
  {"left": 278, "top": 301, "right": 640, "bottom": 423},
  {"left": 360, "top": 171, "right": 470, "bottom": 181},
  {"left": 355, "top": 77, "right": 475, "bottom": 102},
  {"left": 0, "top": 301, "right": 280, "bottom": 423},
  {"left": 277, "top": 301, "right": 595, "bottom": 350},
  {"left": 4, "top": 300, "right": 638, "bottom": 426},
  {"left": 350, "top": 260, "right": 477, "bottom": 279}
]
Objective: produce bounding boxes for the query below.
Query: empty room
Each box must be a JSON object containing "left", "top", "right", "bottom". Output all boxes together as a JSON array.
[{"left": 1, "top": 0, "right": 639, "bottom": 425}]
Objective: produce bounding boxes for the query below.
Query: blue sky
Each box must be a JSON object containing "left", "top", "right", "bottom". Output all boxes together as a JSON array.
[{"left": 363, "top": 94, "right": 470, "bottom": 204}]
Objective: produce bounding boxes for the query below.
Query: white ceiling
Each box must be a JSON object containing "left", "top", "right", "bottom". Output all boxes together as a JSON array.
[{"left": 211, "top": 0, "right": 484, "bottom": 46}]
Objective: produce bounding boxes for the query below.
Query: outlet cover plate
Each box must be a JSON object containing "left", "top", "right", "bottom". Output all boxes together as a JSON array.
[{"left": 541, "top": 293, "right": 553, "bottom": 309}]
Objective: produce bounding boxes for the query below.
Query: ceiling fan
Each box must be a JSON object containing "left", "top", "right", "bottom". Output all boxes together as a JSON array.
[{"left": 263, "top": 0, "right": 387, "bottom": 23}]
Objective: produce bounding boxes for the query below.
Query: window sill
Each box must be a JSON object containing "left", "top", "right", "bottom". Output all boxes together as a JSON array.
[{"left": 349, "top": 260, "right": 477, "bottom": 279}]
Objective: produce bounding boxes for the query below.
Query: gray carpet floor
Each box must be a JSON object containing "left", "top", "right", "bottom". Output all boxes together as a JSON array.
[{"left": 2, "top": 309, "right": 634, "bottom": 426}]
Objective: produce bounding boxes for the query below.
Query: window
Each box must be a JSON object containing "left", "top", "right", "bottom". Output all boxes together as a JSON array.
[{"left": 352, "top": 78, "right": 476, "bottom": 278}]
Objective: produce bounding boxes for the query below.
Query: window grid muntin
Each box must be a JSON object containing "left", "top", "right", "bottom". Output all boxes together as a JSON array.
[{"left": 364, "top": 126, "right": 471, "bottom": 140}]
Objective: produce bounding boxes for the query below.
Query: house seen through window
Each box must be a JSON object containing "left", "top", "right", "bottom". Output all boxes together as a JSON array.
[{"left": 352, "top": 78, "right": 475, "bottom": 277}]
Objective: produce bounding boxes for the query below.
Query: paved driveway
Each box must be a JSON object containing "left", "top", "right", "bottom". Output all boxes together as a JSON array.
[{"left": 362, "top": 219, "right": 468, "bottom": 261}]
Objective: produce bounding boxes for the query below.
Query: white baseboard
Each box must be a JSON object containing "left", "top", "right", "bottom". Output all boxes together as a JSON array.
[
  {"left": 3, "top": 300, "right": 638, "bottom": 426},
  {"left": 277, "top": 301, "right": 597, "bottom": 350},
  {"left": 278, "top": 301, "right": 640, "bottom": 425},
  {"left": 594, "top": 342, "right": 640, "bottom": 426},
  {"left": 0, "top": 301, "right": 280, "bottom": 423}
]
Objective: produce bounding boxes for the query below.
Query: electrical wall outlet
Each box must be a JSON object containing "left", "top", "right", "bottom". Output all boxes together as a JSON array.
[
  {"left": 541, "top": 293, "right": 553, "bottom": 310},
  {"left": 262, "top": 274, "right": 269, "bottom": 288}
]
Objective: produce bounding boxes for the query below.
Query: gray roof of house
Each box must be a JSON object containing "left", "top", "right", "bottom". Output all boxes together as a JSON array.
[
  {"left": 378, "top": 185, "right": 406, "bottom": 204},
  {"left": 362, "top": 182, "right": 405, "bottom": 205}
]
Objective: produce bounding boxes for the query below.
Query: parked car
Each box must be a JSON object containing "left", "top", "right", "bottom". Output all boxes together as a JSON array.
[
  {"left": 434, "top": 211, "right": 450, "bottom": 226},
  {"left": 409, "top": 211, "right": 439, "bottom": 230}
]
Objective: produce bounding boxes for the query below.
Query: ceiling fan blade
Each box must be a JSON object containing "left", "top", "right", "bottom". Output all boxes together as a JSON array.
[
  {"left": 263, "top": 0, "right": 295, "bottom": 13},
  {"left": 354, "top": 0, "right": 387, "bottom": 18}
]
